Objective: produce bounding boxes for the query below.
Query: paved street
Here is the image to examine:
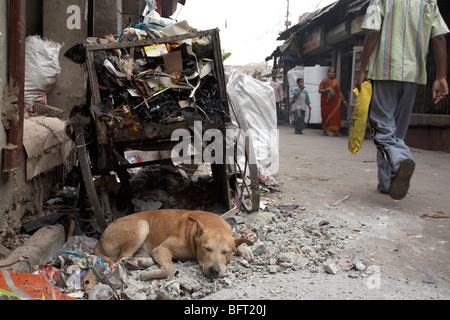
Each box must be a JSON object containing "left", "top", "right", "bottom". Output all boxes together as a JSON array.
[
  {"left": 277, "top": 123, "right": 450, "bottom": 298},
  {"left": 207, "top": 122, "right": 450, "bottom": 299}
]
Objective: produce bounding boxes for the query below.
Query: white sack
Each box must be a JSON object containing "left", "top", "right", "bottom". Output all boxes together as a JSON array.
[
  {"left": 227, "top": 73, "right": 279, "bottom": 176},
  {"left": 25, "top": 36, "right": 63, "bottom": 111},
  {"left": 287, "top": 65, "right": 304, "bottom": 101}
]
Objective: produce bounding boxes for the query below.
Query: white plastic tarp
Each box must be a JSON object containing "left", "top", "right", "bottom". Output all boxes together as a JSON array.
[
  {"left": 287, "top": 66, "right": 304, "bottom": 101},
  {"left": 226, "top": 73, "right": 279, "bottom": 177}
]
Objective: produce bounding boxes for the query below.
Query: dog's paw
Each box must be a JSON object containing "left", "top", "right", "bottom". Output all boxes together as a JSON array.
[
  {"left": 139, "top": 269, "right": 160, "bottom": 281},
  {"left": 139, "top": 264, "right": 174, "bottom": 280},
  {"left": 237, "top": 246, "right": 254, "bottom": 262}
]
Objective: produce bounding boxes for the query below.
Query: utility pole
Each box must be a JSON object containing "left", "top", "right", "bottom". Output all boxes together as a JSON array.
[{"left": 285, "top": 0, "right": 291, "bottom": 30}]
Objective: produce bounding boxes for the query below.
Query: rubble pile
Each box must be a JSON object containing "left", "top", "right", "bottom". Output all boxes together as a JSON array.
[
  {"left": 0, "top": 172, "right": 372, "bottom": 301},
  {"left": 120, "top": 209, "right": 369, "bottom": 300},
  {"left": 1, "top": 203, "right": 367, "bottom": 300}
]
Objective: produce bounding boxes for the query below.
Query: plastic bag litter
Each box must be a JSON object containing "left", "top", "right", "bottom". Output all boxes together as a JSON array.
[
  {"left": 89, "top": 283, "right": 115, "bottom": 300},
  {"left": 60, "top": 235, "right": 98, "bottom": 254},
  {"left": 0, "top": 270, "right": 76, "bottom": 300},
  {"left": 348, "top": 81, "right": 372, "bottom": 155},
  {"left": 143, "top": 9, "right": 174, "bottom": 28},
  {"left": 259, "top": 174, "right": 278, "bottom": 186}
]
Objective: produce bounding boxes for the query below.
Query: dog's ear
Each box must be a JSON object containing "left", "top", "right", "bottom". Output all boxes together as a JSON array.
[
  {"left": 188, "top": 216, "right": 205, "bottom": 238},
  {"left": 234, "top": 238, "right": 253, "bottom": 248}
]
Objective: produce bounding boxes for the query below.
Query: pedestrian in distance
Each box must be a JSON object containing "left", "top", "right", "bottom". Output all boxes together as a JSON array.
[
  {"left": 319, "top": 68, "right": 348, "bottom": 136},
  {"left": 356, "top": 0, "right": 449, "bottom": 200},
  {"left": 269, "top": 69, "right": 284, "bottom": 123},
  {"left": 291, "top": 78, "right": 311, "bottom": 134}
]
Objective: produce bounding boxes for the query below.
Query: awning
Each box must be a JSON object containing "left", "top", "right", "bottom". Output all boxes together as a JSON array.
[{"left": 266, "top": 33, "right": 301, "bottom": 62}]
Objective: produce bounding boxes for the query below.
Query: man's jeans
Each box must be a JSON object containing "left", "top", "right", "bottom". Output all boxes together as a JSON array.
[{"left": 294, "top": 109, "right": 306, "bottom": 131}]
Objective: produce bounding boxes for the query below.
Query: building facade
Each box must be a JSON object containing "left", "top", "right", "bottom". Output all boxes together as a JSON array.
[{"left": 268, "top": 0, "right": 450, "bottom": 152}]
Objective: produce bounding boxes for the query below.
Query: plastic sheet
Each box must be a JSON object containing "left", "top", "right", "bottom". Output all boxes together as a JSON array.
[
  {"left": 227, "top": 73, "right": 279, "bottom": 176},
  {"left": 0, "top": 270, "right": 76, "bottom": 300}
]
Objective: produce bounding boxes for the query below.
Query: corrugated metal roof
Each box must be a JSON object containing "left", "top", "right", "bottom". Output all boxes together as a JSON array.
[
  {"left": 269, "top": 0, "right": 370, "bottom": 61},
  {"left": 344, "top": 0, "right": 370, "bottom": 19},
  {"left": 276, "top": 0, "right": 369, "bottom": 41}
]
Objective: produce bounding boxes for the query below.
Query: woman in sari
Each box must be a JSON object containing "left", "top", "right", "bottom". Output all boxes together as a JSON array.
[{"left": 319, "top": 68, "right": 348, "bottom": 136}]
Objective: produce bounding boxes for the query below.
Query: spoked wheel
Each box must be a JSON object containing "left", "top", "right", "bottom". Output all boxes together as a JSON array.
[
  {"left": 289, "top": 108, "right": 311, "bottom": 127},
  {"left": 227, "top": 125, "right": 260, "bottom": 212},
  {"left": 72, "top": 114, "right": 108, "bottom": 232}
]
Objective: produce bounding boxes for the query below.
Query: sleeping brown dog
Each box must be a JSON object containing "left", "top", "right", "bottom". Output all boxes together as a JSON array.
[{"left": 93, "top": 210, "right": 254, "bottom": 280}]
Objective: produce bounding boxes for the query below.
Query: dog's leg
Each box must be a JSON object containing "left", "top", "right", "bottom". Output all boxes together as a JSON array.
[
  {"left": 236, "top": 246, "right": 254, "bottom": 262},
  {"left": 235, "top": 238, "right": 254, "bottom": 262},
  {"left": 139, "top": 246, "right": 174, "bottom": 280}
]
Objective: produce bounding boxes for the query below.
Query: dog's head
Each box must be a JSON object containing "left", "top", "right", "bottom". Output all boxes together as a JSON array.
[{"left": 189, "top": 216, "right": 253, "bottom": 278}]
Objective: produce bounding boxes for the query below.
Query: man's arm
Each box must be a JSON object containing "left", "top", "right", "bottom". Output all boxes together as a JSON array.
[
  {"left": 356, "top": 30, "right": 380, "bottom": 91},
  {"left": 432, "top": 35, "right": 448, "bottom": 104}
]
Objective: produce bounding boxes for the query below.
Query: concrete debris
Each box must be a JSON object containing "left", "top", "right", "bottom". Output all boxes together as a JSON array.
[
  {"left": 324, "top": 263, "right": 338, "bottom": 275},
  {"left": 353, "top": 259, "right": 366, "bottom": 271},
  {"left": 336, "top": 259, "right": 354, "bottom": 271},
  {"left": 268, "top": 265, "right": 278, "bottom": 274}
]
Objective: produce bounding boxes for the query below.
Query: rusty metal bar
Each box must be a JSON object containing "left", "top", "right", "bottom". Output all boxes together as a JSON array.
[{"left": 3, "top": 0, "right": 26, "bottom": 172}]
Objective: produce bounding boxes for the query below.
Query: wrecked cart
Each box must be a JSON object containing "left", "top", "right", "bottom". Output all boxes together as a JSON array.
[{"left": 67, "top": 29, "right": 260, "bottom": 231}]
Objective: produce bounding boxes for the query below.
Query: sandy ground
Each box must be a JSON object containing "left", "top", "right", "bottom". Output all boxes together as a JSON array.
[{"left": 203, "top": 123, "right": 450, "bottom": 300}]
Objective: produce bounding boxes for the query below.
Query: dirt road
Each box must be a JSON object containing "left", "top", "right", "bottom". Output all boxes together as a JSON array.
[{"left": 205, "top": 123, "right": 450, "bottom": 300}]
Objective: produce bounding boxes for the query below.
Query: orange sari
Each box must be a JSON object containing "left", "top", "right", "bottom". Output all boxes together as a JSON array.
[{"left": 319, "top": 77, "right": 343, "bottom": 134}]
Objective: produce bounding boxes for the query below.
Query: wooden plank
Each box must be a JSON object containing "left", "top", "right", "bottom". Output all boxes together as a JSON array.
[
  {"left": 111, "top": 120, "right": 189, "bottom": 144},
  {"left": 85, "top": 29, "right": 218, "bottom": 52},
  {"left": 85, "top": 50, "right": 109, "bottom": 145},
  {"left": 120, "top": 158, "right": 174, "bottom": 169},
  {"left": 86, "top": 50, "right": 102, "bottom": 104},
  {"left": 211, "top": 30, "right": 227, "bottom": 100}
]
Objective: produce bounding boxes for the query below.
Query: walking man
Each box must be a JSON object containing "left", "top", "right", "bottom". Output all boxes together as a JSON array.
[
  {"left": 270, "top": 69, "right": 284, "bottom": 122},
  {"left": 356, "top": 0, "right": 449, "bottom": 200}
]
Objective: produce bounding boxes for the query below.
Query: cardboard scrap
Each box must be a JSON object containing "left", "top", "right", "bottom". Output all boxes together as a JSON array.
[
  {"left": 163, "top": 50, "right": 183, "bottom": 73},
  {"left": 23, "top": 116, "right": 74, "bottom": 180}
]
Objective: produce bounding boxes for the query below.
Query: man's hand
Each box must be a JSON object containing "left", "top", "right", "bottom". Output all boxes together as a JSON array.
[
  {"left": 432, "top": 78, "right": 449, "bottom": 104},
  {"left": 356, "top": 70, "right": 367, "bottom": 93},
  {"left": 432, "top": 36, "right": 448, "bottom": 104}
]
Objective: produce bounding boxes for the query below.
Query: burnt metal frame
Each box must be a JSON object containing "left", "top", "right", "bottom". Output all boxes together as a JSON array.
[{"left": 73, "top": 29, "right": 247, "bottom": 230}]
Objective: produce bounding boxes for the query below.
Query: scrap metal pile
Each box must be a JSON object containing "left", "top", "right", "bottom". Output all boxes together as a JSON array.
[{"left": 65, "top": 28, "right": 229, "bottom": 132}]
